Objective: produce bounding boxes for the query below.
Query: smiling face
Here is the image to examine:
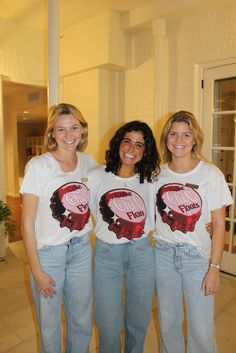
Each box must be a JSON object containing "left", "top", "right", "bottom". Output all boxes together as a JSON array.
[
  {"left": 119, "top": 131, "right": 145, "bottom": 172},
  {"left": 167, "top": 121, "right": 195, "bottom": 160},
  {"left": 53, "top": 114, "right": 83, "bottom": 153}
]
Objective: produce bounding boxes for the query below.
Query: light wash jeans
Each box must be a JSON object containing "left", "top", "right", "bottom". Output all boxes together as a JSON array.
[
  {"left": 94, "top": 237, "right": 155, "bottom": 353},
  {"left": 154, "top": 238, "right": 216, "bottom": 353},
  {"left": 31, "top": 233, "right": 92, "bottom": 353}
]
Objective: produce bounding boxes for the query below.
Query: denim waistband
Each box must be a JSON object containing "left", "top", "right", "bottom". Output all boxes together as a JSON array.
[
  {"left": 67, "top": 232, "right": 90, "bottom": 244},
  {"left": 96, "top": 236, "right": 150, "bottom": 248},
  {"left": 155, "top": 238, "right": 199, "bottom": 251}
]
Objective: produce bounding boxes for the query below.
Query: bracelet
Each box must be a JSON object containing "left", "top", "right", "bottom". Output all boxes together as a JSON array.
[{"left": 209, "top": 263, "right": 221, "bottom": 270}]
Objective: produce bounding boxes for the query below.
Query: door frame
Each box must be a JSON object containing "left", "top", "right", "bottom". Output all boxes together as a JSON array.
[
  {"left": 0, "top": 75, "right": 47, "bottom": 198},
  {"left": 195, "top": 59, "right": 236, "bottom": 275},
  {"left": 193, "top": 57, "right": 236, "bottom": 128}
]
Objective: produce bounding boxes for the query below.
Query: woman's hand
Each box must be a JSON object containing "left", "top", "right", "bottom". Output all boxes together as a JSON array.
[
  {"left": 34, "top": 271, "right": 56, "bottom": 298},
  {"left": 205, "top": 222, "right": 212, "bottom": 237},
  {"left": 201, "top": 268, "right": 220, "bottom": 296}
]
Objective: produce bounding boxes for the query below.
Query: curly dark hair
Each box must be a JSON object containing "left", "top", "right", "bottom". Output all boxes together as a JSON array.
[{"left": 105, "top": 120, "right": 160, "bottom": 183}]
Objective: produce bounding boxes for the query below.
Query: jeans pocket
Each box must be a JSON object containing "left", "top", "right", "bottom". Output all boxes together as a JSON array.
[
  {"left": 95, "top": 239, "right": 111, "bottom": 254},
  {"left": 81, "top": 233, "right": 91, "bottom": 247},
  {"left": 154, "top": 239, "right": 170, "bottom": 251},
  {"left": 135, "top": 238, "right": 151, "bottom": 251},
  {"left": 184, "top": 245, "right": 202, "bottom": 258},
  {"left": 38, "top": 244, "right": 54, "bottom": 254}
]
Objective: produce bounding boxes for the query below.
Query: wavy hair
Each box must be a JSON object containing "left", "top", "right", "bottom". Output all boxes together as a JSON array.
[
  {"left": 105, "top": 120, "right": 160, "bottom": 183},
  {"left": 45, "top": 103, "right": 88, "bottom": 152},
  {"left": 160, "top": 111, "right": 204, "bottom": 163}
]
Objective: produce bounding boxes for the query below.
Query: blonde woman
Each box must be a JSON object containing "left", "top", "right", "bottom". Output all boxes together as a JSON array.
[
  {"left": 154, "top": 111, "right": 233, "bottom": 353},
  {"left": 20, "top": 103, "right": 96, "bottom": 353}
]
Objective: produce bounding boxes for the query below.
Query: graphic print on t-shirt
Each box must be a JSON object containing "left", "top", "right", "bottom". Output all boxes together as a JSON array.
[
  {"left": 156, "top": 183, "right": 202, "bottom": 233},
  {"left": 50, "top": 182, "right": 90, "bottom": 231},
  {"left": 99, "top": 188, "right": 146, "bottom": 240}
]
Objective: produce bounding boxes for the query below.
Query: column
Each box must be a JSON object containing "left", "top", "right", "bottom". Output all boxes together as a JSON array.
[
  {"left": 152, "top": 19, "right": 166, "bottom": 121},
  {"left": 48, "top": 0, "right": 59, "bottom": 107}
]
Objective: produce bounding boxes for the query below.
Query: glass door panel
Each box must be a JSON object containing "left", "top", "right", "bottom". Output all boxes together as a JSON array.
[
  {"left": 214, "top": 77, "right": 236, "bottom": 111},
  {"left": 212, "top": 114, "right": 235, "bottom": 147},
  {"left": 212, "top": 150, "right": 234, "bottom": 179},
  {"left": 202, "top": 63, "right": 236, "bottom": 275}
]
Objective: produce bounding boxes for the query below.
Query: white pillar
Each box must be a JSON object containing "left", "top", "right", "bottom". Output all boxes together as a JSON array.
[
  {"left": 152, "top": 19, "right": 166, "bottom": 121},
  {"left": 48, "top": 0, "right": 59, "bottom": 107}
]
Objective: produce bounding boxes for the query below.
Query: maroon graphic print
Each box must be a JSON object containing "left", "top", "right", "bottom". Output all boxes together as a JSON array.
[
  {"left": 100, "top": 188, "right": 146, "bottom": 240},
  {"left": 50, "top": 182, "right": 90, "bottom": 231},
  {"left": 156, "top": 183, "right": 202, "bottom": 233}
]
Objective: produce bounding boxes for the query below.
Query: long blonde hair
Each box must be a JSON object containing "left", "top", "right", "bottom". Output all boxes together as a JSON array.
[
  {"left": 45, "top": 103, "right": 88, "bottom": 152},
  {"left": 160, "top": 111, "right": 204, "bottom": 163}
]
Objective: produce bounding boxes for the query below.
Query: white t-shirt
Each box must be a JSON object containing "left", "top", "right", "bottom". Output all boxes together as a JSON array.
[
  {"left": 20, "top": 152, "right": 96, "bottom": 248},
  {"left": 153, "top": 161, "right": 233, "bottom": 258},
  {"left": 88, "top": 166, "right": 156, "bottom": 244}
]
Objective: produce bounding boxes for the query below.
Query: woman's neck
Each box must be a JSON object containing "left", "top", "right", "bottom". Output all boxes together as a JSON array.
[
  {"left": 118, "top": 165, "right": 135, "bottom": 178},
  {"left": 52, "top": 150, "right": 78, "bottom": 172},
  {"left": 168, "top": 157, "right": 200, "bottom": 174}
]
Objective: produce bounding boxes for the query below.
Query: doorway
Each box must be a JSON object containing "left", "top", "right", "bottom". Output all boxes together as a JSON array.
[
  {"left": 2, "top": 80, "right": 47, "bottom": 241},
  {"left": 202, "top": 62, "right": 236, "bottom": 275}
]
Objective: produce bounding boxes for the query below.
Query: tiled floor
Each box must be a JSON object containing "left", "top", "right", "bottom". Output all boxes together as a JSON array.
[{"left": 0, "top": 241, "right": 236, "bottom": 353}]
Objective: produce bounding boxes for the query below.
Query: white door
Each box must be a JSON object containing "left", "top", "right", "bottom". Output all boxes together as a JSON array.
[{"left": 202, "top": 63, "right": 236, "bottom": 275}]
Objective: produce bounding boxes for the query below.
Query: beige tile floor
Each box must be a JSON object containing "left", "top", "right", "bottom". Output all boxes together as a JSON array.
[{"left": 0, "top": 241, "right": 236, "bottom": 353}]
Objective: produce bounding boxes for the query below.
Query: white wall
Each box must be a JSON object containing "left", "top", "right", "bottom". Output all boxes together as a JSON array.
[
  {"left": 60, "top": 1, "right": 236, "bottom": 161},
  {"left": 60, "top": 10, "right": 126, "bottom": 162},
  {"left": 0, "top": 18, "right": 46, "bottom": 83},
  {"left": 61, "top": 68, "right": 124, "bottom": 163},
  {"left": 167, "top": 1, "right": 236, "bottom": 113}
]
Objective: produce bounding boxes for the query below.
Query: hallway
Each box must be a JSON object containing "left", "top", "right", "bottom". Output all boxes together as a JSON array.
[{"left": 0, "top": 240, "right": 236, "bottom": 353}]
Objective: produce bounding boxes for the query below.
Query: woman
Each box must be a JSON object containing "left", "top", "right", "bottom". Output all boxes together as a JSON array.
[
  {"left": 20, "top": 103, "right": 96, "bottom": 353},
  {"left": 88, "top": 121, "right": 160, "bottom": 353},
  {"left": 154, "top": 111, "right": 233, "bottom": 353}
]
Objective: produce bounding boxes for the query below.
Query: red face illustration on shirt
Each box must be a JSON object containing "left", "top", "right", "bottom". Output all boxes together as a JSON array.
[
  {"left": 156, "top": 183, "right": 202, "bottom": 233},
  {"left": 99, "top": 188, "right": 146, "bottom": 240},
  {"left": 50, "top": 182, "right": 90, "bottom": 231}
]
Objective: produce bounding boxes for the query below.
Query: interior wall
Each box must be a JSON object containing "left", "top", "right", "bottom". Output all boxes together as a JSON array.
[
  {"left": 61, "top": 69, "right": 100, "bottom": 161},
  {"left": 60, "top": 1, "right": 236, "bottom": 163},
  {"left": 60, "top": 10, "right": 126, "bottom": 76},
  {"left": 62, "top": 68, "right": 124, "bottom": 163},
  {"left": 0, "top": 18, "right": 46, "bottom": 82},
  {"left": 121, "top": 0, "right": 236, "bottom": 145},
  {"left": 60, "top": 9, "right": 126, "bottom": 163},
  {"left": 124, "top": 29, "right": 155, "bottom": 128},
  {"left": 167, "top": 1, "right": 236, "bottom": 114}
]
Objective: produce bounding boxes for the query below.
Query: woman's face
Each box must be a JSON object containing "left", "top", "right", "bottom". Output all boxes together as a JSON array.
[
  {"left": 119, "top": 130, "right": 145, "bottom": 168},
  {"left": 53, "top": 114, "right": 83, "bottom": 153},
  {"left": 167, "top": 121, "right": 195, "bottom": 159}
]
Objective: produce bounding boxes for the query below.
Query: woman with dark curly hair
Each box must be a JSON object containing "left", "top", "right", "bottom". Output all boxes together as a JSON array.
[{"left": 88, "top": 120, "right": 160, "bottom": 353}]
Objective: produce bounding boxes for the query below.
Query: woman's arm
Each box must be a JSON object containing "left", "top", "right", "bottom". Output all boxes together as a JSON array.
[
  {"left": 201, "top": 206, "right": 226, "bottom": 296},
  {"left": 21, "top": 193, "right": 56, "bottom": 298}
]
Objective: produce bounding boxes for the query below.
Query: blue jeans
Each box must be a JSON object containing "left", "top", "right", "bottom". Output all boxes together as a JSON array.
[
  {"left": 94, "top": 237, "right": 155, "bottom": 353},
  {"left": 154, "top": 239, "right": 216, "bottom": 353},
  {"left": 31, "top": 233, "right": 92, "bottom": 353}
]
